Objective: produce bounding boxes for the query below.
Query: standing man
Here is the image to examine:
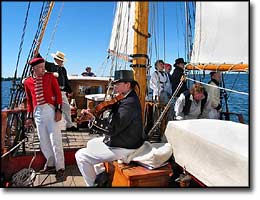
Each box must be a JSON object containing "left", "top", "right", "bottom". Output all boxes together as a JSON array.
[
  {"left": 35, "top": 51, "right": 78, "bottom": 131},
  {"left": 205, "top": 72, "right": 222, "bottom": 119},
  {"left": 171, "top": 58, "right": 188, "bottom": 97},
  {"left": 150, "top": 60, "right": 172, "bottom": 105},
  {"left": 75, "top": 70, "right": 144, "bottom": 186},
  {"left": 24, "top": 57, "right": 65, "bottom": 181},
  {"left": 164, "top": 63, "right": 173, "bottom": 85}
]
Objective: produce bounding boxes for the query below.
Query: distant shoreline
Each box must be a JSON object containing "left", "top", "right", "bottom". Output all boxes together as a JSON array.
[{"left": 1, "top": 77, "right": 21, "bottom": 81}]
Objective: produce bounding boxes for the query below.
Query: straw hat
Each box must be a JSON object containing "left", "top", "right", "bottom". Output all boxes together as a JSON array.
[{"left": 51, "top": 51, "right": 67, "bottom": 62}]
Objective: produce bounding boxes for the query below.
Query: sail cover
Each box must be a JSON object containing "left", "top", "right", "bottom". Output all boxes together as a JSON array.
[
  {"left": 108, "top": 2, "right": 135, "bottom": 61},
  {"left": 165, "top": 119, "right": 248, "bottom": 187},
  {"left": 190, "top": 2, "right": 248, "bottom": 64}
]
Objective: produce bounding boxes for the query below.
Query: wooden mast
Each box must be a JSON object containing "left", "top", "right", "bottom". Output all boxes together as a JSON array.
[
  {"left": 132, "top": 2, "right": 149, "bottom": 121},
  {"left": 34, "top": 1, "right": 55, "bottom": 56}
]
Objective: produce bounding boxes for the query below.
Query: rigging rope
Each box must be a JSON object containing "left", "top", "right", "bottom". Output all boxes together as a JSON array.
[
  {"left": 45, "top": 2, "right": 64, "bottom": 59},
  {"left": 147, "top": 76, "right": 185, "bottom": 139},
  {"left": 9, "top": 2, "right": 51, "bottom": 109},
  {"left": 162, "top": 1, "right": 166, "bottom": 62},
  {"left": 13, "top": 2, "right": 31, "bottom": 81},
  {"left": 175, "top": 2, "right": 180, "bottom": 58},
  {"left": 185, "top": 77, "right": 249, "bottom": 96}
]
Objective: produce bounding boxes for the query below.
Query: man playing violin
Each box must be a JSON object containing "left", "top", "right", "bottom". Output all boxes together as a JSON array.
[{"left": 75, "top": 70, "right": 145, "bottom": 186}]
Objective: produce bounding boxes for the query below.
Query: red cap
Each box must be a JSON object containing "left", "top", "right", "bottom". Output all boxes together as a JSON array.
[
  {"left": 29, "top": 57, "right": 45, "bottom": 67},
  {"left": 164, "top": 63, "right": 172, "bottom": 69}
]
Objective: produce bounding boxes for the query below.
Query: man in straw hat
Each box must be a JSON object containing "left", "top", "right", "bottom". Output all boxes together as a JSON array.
[
  {"left": 24, "top": 57, "right": 66, "bottom": 181},
  {"left": 35, "top": 50, "right": 78, "bottom": 132},
  {"left": 75, "top": 70, "right": 145, "bottom": 186}
]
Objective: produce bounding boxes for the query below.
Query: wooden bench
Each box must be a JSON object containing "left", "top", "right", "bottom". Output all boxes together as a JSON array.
[{"left": 104, "top": 161, "right": 172, "bottom": 187}]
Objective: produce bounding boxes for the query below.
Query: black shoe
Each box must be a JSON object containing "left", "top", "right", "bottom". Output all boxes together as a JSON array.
[
  {"left": 55, "top": 169, "right": 66, "bottom": 182},
  {"left": 39, "top": 166, "right": 56, "bottom": 174},
  {"left": 66, "top": 126, "right": 78, "bottom": 132}
]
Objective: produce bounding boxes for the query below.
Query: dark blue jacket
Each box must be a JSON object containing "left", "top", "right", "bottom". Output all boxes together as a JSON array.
[
  {"left": 95, "top": 90, "right": 144, "bottom": 149},
  {"left": 36, "top": 53, "right": 72, "bottom": 93},
  {"left": 171, "top": 66, "right": 188, "bottom": 97}
]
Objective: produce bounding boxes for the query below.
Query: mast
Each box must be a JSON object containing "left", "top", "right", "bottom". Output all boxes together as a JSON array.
[
  {"left": 34, "top": 1, "right": 55, "bottom": 55},
  {"left": 132, "top": 1, "right": 149, "bottom": 121}
]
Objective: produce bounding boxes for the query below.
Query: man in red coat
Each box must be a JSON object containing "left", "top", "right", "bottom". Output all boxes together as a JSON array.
[{"left": 24, "top": 57, "right": 66, "bottom": 181}]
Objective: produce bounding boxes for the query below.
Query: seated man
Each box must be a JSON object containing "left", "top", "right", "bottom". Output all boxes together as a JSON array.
[
  {"left": 174, "top": 83, "right": 210, "bottom": 120},
  {"left": 75, "top": 70, "right": 145, "bottom": 187}
]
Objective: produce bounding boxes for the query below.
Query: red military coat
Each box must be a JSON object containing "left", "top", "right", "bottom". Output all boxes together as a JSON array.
[{"left": 24, "top": 72, "right": 62, "bottom": 113}]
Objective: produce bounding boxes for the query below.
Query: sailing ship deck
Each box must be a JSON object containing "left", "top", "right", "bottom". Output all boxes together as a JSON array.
[
  {"left": 22, "top": 129, "right": 99, "bottom": 154},
  {"left": 32, "top": 164, "right": 86, "bottom": 187},
  {"left": 8, "top": 129, "right": 100, "bottom": 187}
]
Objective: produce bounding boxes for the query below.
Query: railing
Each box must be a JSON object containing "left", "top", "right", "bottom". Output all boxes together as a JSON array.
[
  {"left": 1, "top": 108, "right": 28, "bottom": 157},
  {"left": 220, "top": 111, "right": 245, "bottom": 124}
]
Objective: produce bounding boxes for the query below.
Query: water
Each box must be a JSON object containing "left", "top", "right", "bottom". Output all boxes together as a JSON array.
[{"left": 1, "top": 73, "right": 249, "bottom": 124}]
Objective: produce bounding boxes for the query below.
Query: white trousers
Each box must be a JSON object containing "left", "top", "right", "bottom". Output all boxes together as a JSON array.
[
  {"left": 61, "top": 91, "right": 74, "bottom": 128},
  {"left": 34, "top": 104, "right": 65, "bottom": 171},
  {"left": 75, "top": 137, "right": 135, "bottom": 186}
]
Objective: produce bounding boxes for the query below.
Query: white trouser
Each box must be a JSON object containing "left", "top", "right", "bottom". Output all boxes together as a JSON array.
[
  {"left": 75, "top": 137, "right": 136, "bottom": 186},
  {"left": 61, "top": 91, "right": 74, "bottom": 128},
  {"left": 34, "top": 104, "right": 65, "bottom": 171}
]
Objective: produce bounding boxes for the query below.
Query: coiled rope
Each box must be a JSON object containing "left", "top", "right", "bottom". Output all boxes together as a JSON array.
[{"left": 11, "top": 126, "right": 37, "bottom": 187}]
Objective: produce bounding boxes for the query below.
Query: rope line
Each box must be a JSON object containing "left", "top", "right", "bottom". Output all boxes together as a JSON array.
[
  {"left": 147, "top": 76, "right": 185, "bottom": 138},
  {"left": 185, "top": 77, "right": 249, "bottom": 96},
  {"left": 45, "top": 2, "right": 64, "bottom": 58}
]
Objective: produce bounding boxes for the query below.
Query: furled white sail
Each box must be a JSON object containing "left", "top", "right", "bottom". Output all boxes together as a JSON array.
[
  {"left": 190, "top": 2, "right": 248, "bottom": 64},
  {"left": 165, "top": 119, "right": 249, "bottom": 187},
  {"left": 108, "top": 2, "right": 135, "bottom": 61}
]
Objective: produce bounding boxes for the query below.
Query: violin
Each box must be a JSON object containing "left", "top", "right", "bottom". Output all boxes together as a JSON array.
[{"left": 76, "top": 94, "right": 125, "bottom": 124}]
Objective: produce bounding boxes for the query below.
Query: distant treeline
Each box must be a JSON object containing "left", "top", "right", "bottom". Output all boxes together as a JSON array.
[{"left": 1, "top": 77, "right": 21, "bottom": 81}]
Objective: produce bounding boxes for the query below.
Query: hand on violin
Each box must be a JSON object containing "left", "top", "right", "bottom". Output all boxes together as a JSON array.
[{"left": 80, "top": 109, "right": 95, "bottom": 121}]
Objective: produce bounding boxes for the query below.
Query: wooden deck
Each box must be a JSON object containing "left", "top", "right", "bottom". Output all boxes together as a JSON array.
[
  {"left": 21, "top": 128, "right": 100, "bottom": 154},
  {"left": 32, "top": 164, "right": 86, "bottom": 187},
  {"left": 3, "top": 128, "right": 100, "bottom": 187}
]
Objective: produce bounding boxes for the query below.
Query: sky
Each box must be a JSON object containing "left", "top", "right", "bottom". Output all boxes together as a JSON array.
[
  {"left": 1, "top": 1, "right": 260, "bottom": 198},
  {"left": 2, "top": 1, "right": 189, "bottom": 78}
]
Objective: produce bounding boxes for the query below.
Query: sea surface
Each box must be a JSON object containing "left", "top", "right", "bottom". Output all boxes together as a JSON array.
[{"left": 1, "top": 73, "right": 249, "bottom": 124}]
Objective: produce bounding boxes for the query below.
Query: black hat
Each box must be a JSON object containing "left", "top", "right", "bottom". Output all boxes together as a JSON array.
[
  {"left": 112, "top": 70, "right": 136, "bottom": 84},
  {"left": 174, "top": 58, "right": 187, "bottom": 67}
]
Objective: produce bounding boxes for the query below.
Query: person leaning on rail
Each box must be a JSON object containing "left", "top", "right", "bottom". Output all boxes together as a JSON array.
[{"left": 174, "top": 83, "right": 211, "bottom": 120}]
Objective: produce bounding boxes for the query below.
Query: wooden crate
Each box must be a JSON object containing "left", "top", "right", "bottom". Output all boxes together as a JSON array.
[{"left": 105, "top": 161, "right": 172, "bottom": 187}]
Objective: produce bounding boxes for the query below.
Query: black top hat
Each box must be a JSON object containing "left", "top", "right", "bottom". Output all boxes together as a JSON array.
[
  {"left": 112, "top": 70, "right": 136, "bottom": 84},
  {"left": 174, "top": 58, "right": 187, "bottom": 67}
]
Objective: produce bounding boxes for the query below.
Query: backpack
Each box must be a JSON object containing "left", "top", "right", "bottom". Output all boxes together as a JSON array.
[{"left": 182, "top": 90, "right": 208, "bottom": 116}]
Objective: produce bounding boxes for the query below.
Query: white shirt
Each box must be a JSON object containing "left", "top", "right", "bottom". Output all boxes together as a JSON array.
[
  {"left": 205, "top": 80, "right": 220, "bottom": 109},
  {"left": 150, "top": 70, "right": 172, "bottom": 98},
  {"left": 174, "top": 93, "right": 210, "bottom": 120}
]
